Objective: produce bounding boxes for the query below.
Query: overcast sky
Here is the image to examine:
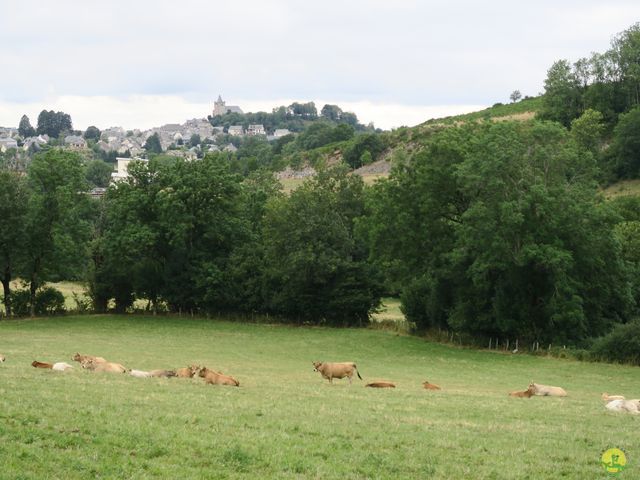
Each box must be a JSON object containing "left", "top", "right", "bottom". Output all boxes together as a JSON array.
[{"left": 1, "top": 1, "right": 639, "bottom": 131}]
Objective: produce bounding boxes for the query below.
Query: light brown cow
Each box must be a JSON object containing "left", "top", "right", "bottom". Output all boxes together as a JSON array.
[
  {"left": 81, "top": 359, "right": 127, "bottom": 373},
  {"left": 365, "top": 381, "right": 396, "bottom": 388},
  {"left": 175, "top": 365, "right": 199, "bottom": 378},
  {"left": 602, "top": 392, "right": 626, "bottom": 402},
  {"left": 72, "top": 353, "right": 107, "bottom": 364},
  {"left": 509, "top": 386, "right": 534, "bottom": 398},
  {"left": 198, "top": 367, "right": 239, "bottom": 386},
  {"left": 149, "top": 369, "right": 177, "bottom": 378},
  {"left": 528, "top": 381, "right": 567, "bottom": 397},
  {"left": 422, "top": 381, "right": 441, "bottom": 391},
  {"left": 0, "top": 354, "right": 5, "bottom": 362},
  {"left": 312, "top": 361, "right": 362, "bottom": 385}
]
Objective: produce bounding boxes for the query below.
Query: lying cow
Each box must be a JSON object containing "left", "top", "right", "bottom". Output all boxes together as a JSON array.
[
  {"left": 175, "top": 365, "right": 199, "bottom": 378},
  {"left": 422, "top": 381, "right": 441, "bottom": 391},
  {"left": 197, "top": 367, "right": 239, "bottom": 386},
  {"left": 72, "top": 353, "right": 107, "bottom": 364},
  {"left": 365, "top": 381, "right": 396, "bottom": 388},
  {"left": 129, "top": 369, "right": 151, "bottom": 378},
  {"left": 31, "top": 360, "right": 73, "bottom": 371},
  {"left": 605, "top": 399, "right": 640, "bottom": 414},
  {"left": 0, "top": 354, "right": 5, "bottom": 362},
  {"left": 149, "top": 369, "right": 176, "bottom": 378},
  {"left": 528, "top": 381, "right": 567, "bottom": 397},
  {"left": 312, "top": 361, "right": 362, "bottom": 385},
  {"left": 81, "top": 359, "right": 127, "bottom": 373},
  {"left": 509, "top": 386, "right": 534, "bottom": 398},
  {"left": 602, "top": 392, "right": 625, "bottom": 402}
]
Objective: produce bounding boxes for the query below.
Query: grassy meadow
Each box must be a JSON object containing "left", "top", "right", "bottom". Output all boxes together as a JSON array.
[{"left": 0, "top": 315, "right": 638, "bottom": 479}]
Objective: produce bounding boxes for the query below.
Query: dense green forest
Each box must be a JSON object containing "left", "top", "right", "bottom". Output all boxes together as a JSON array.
[{"left": 2, "top": 23, "right": 640, "bottom": 362}]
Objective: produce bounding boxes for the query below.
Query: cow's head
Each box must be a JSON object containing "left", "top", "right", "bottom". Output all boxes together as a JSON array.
[
  {"left": 312, "top": 361, "right": 322, "bottom": 371},
  {"left": 72, "top": 353, "right": 81, "bottom": 362},
  {"left": 81, "top": 359, "right": 95, "bottom": 370}
]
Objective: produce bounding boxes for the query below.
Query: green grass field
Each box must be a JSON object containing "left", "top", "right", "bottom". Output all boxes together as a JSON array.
[{"left": 1, "top": 315, "right": 638, "bottom": 479}]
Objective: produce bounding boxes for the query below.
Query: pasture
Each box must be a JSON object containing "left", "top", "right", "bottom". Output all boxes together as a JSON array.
[{"left": 0, "top": 315, "right": 638, "bottom": 479}]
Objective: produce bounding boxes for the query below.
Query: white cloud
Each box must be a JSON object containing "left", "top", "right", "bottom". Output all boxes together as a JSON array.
[{"left": 1, "top": 1, "right": 639, "bottom": 129}]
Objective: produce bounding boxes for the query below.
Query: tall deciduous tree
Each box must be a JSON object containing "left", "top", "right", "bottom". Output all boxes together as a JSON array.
[
  {"left": 610, "top": 106, "right": 640, "bottom": 178},
  {"left": 262, "top": 167, "right": 381, "bottom": 325},
  {"left": 36, "top": 110, "right": 72, "bottom": 138},
  {"left": 539, "top": 60, "right": 582, "bottom": 127},
  {"left": 23, "top": 149, "right": 90, "bottom": 315},
  {"left": 18, "top": 115, "right": 36, "bottom": 138},
  {"left": 144, "top": 133, "right": 162, "bottom": 154},
  {"left": 570, "top": 108, "right": 605, "bottom": 153},
  {"left": 85, "top": 159, "right": 114, "bottom": 188},
  {"left": 84, "top": 126, "right": 101, "bottom": 141},
  {"left": 0, "top": 171, "right": 28, "bottom": 316},
  {"left": 321, "top": 104, "right": 343, "bottom": 121}
]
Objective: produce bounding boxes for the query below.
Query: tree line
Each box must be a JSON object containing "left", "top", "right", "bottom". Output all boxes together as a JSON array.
[{"left": 2, "top": 114, "right": 638, "bottom": 349}]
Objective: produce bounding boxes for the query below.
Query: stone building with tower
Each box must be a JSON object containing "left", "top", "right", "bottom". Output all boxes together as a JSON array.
[{"left": 212, "top": 95, "right": 243, "bottom": 116}]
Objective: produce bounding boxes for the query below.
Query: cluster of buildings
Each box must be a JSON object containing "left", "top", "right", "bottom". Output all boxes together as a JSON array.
[{"left": 0, "top": 96, "right": 293, "bottom": 157}]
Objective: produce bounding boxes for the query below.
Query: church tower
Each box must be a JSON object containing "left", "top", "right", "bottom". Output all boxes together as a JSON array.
[{"left": 213, "top": 95, "right": 226, "bottom": 116}]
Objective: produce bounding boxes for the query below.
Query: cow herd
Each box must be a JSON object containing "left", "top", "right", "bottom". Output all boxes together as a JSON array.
[
  {"left": 27, "top": 352, "right": 240, "bottom": 386},
  {"left": 0, "top": 352, "right": 636, "bottom": 414}
]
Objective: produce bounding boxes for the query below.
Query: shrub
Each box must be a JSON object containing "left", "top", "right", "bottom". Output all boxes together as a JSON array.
[
  {"left": 34, "top": 287, "right": 66, "bottom": 315},
  {"left": 591, "top": 320, "right": 640, "bottom": 365},
  {"left": 9, "top": 289, "right": 31, "bottom": 317},
  {"left": 9, "top": 287, "right": 67, "bottom": 316}
]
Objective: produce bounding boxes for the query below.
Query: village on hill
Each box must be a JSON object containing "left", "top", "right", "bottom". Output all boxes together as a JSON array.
[{"left": 0, "top": 95, "right": 293, "bottom": 161}]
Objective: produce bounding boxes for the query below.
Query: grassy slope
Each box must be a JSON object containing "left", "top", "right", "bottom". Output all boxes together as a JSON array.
[
  {"left": 275, "top": 97, "right": 545, "bottom": 192},
  {"left": 602, "top": 179, "right": 640, "bottom": 199},
  {"left": 421, "top": 96, "right": 543, "bottom": 125},
  {"left": 0, "top": 315, "right": 638, "bottom": 479}
]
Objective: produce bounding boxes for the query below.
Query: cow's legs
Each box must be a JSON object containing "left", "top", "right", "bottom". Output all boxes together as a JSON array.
[{"left": 348, "top": 375, "right": 352, "bottom": 385}]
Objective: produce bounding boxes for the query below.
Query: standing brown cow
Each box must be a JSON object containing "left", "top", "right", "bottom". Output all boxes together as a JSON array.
[{"left": 312, "top": 361, "right": 362, "bottom": 384}]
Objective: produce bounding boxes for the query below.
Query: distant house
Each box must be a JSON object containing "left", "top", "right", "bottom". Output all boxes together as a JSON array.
[
  {"left": 95, "top": 140, "right": 111, "bottom": 152},
  {"left": 64, "top": 135, "right": 87, "bottom": 149},
  {"left": 0, "top": 137, "right": 18, "bottom": 150},
  {"left": 212, "top": 95, "right": 243, "bottom": 116},
  {"left": 111, "top": 157, "right": 147, "bottom": 182},
  {"left": 23, "top": 135, "right": 48, "bottom": 151},
  {"left": 212, "top": 126, "right": 225, "bottom": 135},
  {"left": 223, "top": 144, "right": 238, "bottom": 153},
  {"left": 273, "top": 129, "right": 291, "bottom": 138},
  {"left": 89, "top": 187, "right": 107, "bottom": 199},
  {"left": 247, "top": 124, "right": 266, "bottom": 136},
  {"left": 228, "top": 125, "right": 244, "bottom": 136},
  {"left": 267, "top": 129, "right": 293, "bottom": 142}
]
